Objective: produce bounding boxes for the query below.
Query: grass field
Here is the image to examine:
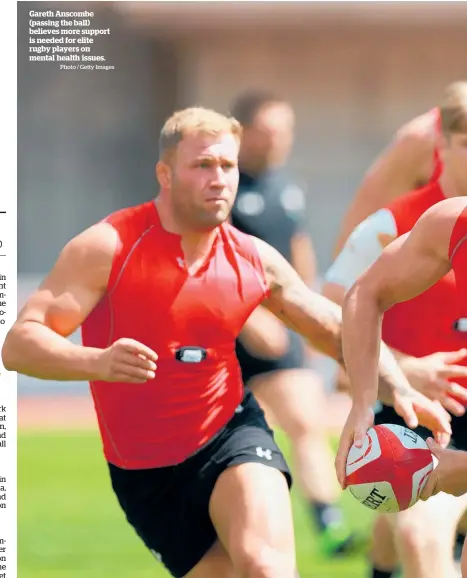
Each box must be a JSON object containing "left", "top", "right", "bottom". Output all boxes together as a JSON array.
[{"left": 18, "top": 430, "right": 374, "bottom": 578}]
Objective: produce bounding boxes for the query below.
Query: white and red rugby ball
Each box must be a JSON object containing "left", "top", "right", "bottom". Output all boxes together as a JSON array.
[{"left": 345, "top": 424, "right": 434, "bottom": 513}]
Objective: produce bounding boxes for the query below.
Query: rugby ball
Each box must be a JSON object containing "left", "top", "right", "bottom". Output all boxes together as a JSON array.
[{"left": 345, "top": 424, "right": 434, "bottom": 513}]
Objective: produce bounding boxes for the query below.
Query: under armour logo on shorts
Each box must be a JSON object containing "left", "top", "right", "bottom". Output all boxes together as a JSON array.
[
  {"left": 150, "top": 549, "right": 163, "bottom": 562},
  {"left": 256, "top": 447, "right": 272, "bottom": 460}
]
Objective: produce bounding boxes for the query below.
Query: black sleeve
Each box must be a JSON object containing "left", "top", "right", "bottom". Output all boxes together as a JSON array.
[{"left": 280, "top": 183, "right": 309, "bottom": 236}]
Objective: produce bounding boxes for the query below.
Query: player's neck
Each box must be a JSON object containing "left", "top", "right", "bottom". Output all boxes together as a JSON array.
[
  {"left": 439, "top": 172, "right": 467, "bottom": 198},
  {"left": 154, "top": 196, "right": 219, "bottom": 262}
]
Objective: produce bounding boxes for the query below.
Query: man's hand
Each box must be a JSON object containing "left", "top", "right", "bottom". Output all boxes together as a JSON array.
[
  {"left": 400, "top": 349, "right": 467, "bottom": 415},
  {"left": 335, "top": 390, "right": 452, "bottom": 490},
  {"left": 420, "top": 438, "right": 467, "bottom": 500},
  {"left": 335, "top": 404, "right": 375, "bottom": 489},
  {"left": 392, "top": 388, "right": 452, "bottom": 448},
  {"left": 97, "top": 338, "right": 158, "bottom": 383}
]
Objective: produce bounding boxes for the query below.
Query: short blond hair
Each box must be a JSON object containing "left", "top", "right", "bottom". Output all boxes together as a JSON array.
[
  {"left": 440, "top": 81, "right": 467, "bottom": 135},
  {"left": 159, "top": 107, "right": 242, "bottom": 160}
]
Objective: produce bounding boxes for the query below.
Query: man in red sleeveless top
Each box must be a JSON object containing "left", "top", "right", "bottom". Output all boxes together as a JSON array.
[
  {"left": 333, "top": 81, "right": 467, "bottom": 257},
  {"left": 336, "top": 85, "right": 467, "bottom": 578},
  {"left": 325, "top": 83, "right": 467, "bottom": 406},
  {"left": 2, "top": 108, "right": 448, "bottom": 578},
  {"left": 326, "top": 82, "right": 467, "bottom": 578}
]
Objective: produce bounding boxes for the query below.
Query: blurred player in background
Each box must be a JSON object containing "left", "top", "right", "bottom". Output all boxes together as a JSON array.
[
  {"left": 333, "top": 80, "right": 467, "bottom": 257},
  {"left": 325, "top": 80, "right": 467, "bottom": 577},
  {"left": 2, "top": 107, "right": 448, "bottom": 578},
  {"left": 333, "top": 83, "right": 467, "bottom": 578},
  {"left": 324, "top": 81, "right": 466, "bottom": 398},
  {"left": 230, "top": 90, "right": 359, "bottom": 556}
]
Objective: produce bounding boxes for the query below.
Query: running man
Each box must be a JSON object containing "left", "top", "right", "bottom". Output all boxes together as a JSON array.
[{"left": 3, "top": 107, "right": 449, "bottom": 578}]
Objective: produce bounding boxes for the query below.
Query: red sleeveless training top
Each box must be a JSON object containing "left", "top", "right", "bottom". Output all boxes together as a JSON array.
[
  {"left": 382, "top": 184, "right": 467, "bottom": 402},
  {"left": 81, "top": 201, "right": 270, "bottom": 469}
]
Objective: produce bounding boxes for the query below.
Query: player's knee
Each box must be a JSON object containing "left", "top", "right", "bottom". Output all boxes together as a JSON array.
[
  {"left": 281, "top": 415, "right": 314, "bottom": 440},
  {"left": 395, "top": 495, "right": 460, "bottom": 559},
  {"left": 395, "top": 512, "right": 443, "bottom": 555},
  {"left": 236, "top": 546, "right": 296, "bottom": 578},
  {"left": 278, "top": 401, "right": 325, "bottom": 440}
]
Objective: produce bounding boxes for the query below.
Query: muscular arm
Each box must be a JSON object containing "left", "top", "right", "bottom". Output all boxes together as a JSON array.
[
  {"left": 1, "top": 223, "right": 118, "bottom": 380},
  {"left": 342, "top": 200, "right": 456, "bottom": 410},
  {"left": 322, "top": 209, "right": 399, "bottom": 389},
  {"left": 334, "top": 115, "right": 435, "bottom": 255},
  {"left": 238, "top": 225, "right": 317, "bottom": 360},
  {"left": 252, "top": 236, "right": 413, "bottom": 405}
]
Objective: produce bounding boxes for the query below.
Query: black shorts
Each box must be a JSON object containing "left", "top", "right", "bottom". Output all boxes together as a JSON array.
[
  {"left": 375, "top": 403, "right": 467, "bottom": 450},
  {"left": 236, "top": 329, "right": 305, "bottom": 386},
  {"left": 108, "top": 390, "right": 292, "bottom": 578}
]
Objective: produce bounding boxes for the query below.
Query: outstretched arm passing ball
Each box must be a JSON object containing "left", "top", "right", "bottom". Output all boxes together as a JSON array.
[
  {"left": 251, "top": 236, "right": 451, "bottom": 448},
  {"left": 336, "top": 196, "right": 467, "bottom": 492}
]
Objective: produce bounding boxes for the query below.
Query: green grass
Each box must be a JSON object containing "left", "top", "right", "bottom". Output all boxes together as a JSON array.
[{"left": 18, "top": 430, "right": 374, "bottom": 578}]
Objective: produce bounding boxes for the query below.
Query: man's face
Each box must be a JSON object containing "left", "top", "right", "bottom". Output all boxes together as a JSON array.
[
  {"left": 241, "top": 102, "right": 295, "bottom": 171},
  {"left": 161, "top": 131, "right": 240, "bottom": 231}
]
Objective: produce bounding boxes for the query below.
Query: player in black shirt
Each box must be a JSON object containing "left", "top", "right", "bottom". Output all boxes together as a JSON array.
[{"left": 230, "top": 90, "right": 359, "bottom": 556}]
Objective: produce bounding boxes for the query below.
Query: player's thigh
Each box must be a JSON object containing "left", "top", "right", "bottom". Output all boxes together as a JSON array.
[
  {"left": 250, "top": 368, "right": 328, "bottom": 437},
  {"left": 390, "top": 491, "right": 466, "bottom": 544},
  {"left": 109, "top": 390, "right": 285, "bottom": 578},
  {"left": 108, "top": 461, "right": 220, "bottom": 578},
  {"left": 209, "top": 461, "right": 296, "bottom": 576}
]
